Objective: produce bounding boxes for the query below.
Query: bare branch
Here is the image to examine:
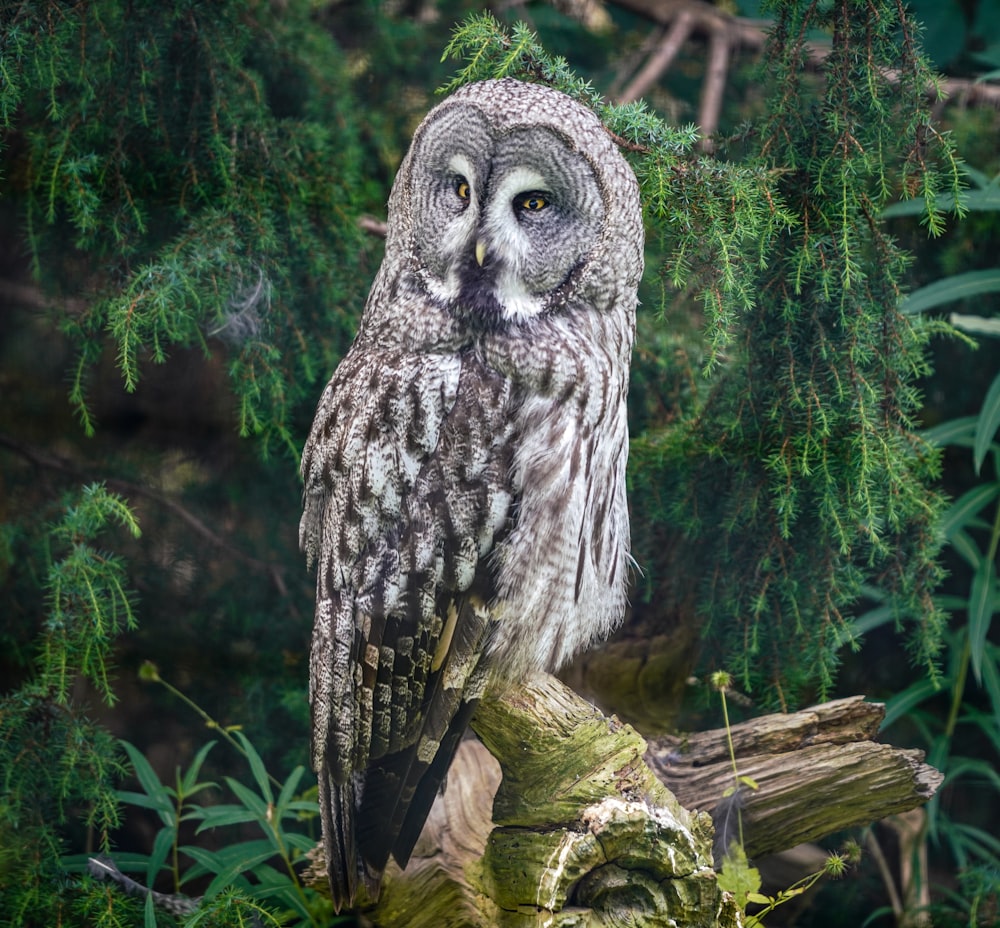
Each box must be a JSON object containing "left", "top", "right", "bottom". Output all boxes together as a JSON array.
[
  {"left": 617, "top": 8, "right": 696, "bottom": 103},
  {"left": 608, "top": 0, "right": 1000, "bottom": 113},
  {"left": 698, "top": 25, "right": 730, "bottom": 148}
]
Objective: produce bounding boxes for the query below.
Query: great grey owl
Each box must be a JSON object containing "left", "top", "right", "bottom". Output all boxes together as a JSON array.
[{"left": 300, "top": 77, "right": 643, "bottom": 911}]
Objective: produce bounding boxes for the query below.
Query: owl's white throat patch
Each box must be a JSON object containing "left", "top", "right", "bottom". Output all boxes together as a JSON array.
[
  {"left": 419, "top": 261, "right": 546, "bottom": 329},
  {"left": 490, "top": 271, "right": 546, "bottom": 323}
]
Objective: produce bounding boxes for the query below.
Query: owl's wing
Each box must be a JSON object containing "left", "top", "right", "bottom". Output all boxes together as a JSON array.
[{"left": 300, "top": 341, "right": 513, "bottom": 910}]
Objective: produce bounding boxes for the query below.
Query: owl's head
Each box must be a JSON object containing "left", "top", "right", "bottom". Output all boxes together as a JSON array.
[{"left": 387, "top": 79, "right": 643, "bottom": 330}]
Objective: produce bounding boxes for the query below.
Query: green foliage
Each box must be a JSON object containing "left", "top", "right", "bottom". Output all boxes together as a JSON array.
[
  {"left": 851, "top": 167, "right": 1000, "bottom": 920},
  {"left": 104, "top": 724, "right": 330, "bottom": 927},
  {"left": 1, "top": 2, "right": 996, "bottom": 924},
  {"left": 0, "top": 485, "right": 135, "bottom": 927},
  {"left": 0, "top": 0, "right": 371, "bottom": 452},
  {"left": 861, "top": 409, "right": 1000, "bottom": 880},
  {"left": 0, "top": 480, "right": 325, "bottom": 926},
  {"left": 716, "top": 840, "right": 762, "bottom": 912},
  {"left": 445, "top": 6, "right": 963, "bottom": 705},
  {"left": 949, "top": 865, "right": 1000, "bottom": 926},
  {"left": 631, "top": 0, "right": 964, "bottom": 704},
  {"left": 742, "top": 851, "right": 852, "bottom": 928},
  {"left": 712, "top": 672, "right": 855, "bottom": 924},
  {"left": 42, "top": 483, "right": 140, "bottom": 703},
  {"left": 903, "top": 0, "right": 1000, "bottom": 71}
]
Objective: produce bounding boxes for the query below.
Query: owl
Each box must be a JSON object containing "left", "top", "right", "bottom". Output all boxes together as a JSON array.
[{"left": 300, "top": 77, "right": 643, "bottom": 911}]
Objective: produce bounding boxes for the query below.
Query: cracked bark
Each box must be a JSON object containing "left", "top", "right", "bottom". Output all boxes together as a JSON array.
[{"left": 306, "top": 676, "right": 939, "bottom": 927}]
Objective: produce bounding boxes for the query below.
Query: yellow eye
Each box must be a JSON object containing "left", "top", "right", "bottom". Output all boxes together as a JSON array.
[
  {"left": 455, "top": 179, "right": 470, "bottom": 200},
  {"left": 518, "top": 193, "right": 549, "bottom": 211}
]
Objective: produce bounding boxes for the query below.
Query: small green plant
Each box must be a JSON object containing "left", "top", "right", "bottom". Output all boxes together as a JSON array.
[
  {"left": 711, "top": 671, "right": 856, "bottom": 925},
  {"left": 742, "top": 849, "right": 856, "bottom": 928},
  {"left": 87, "top": 667, "right": 332, "bottom": 928}
]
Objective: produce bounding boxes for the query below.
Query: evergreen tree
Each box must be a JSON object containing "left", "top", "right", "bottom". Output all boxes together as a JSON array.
[
  {"left": 635, "top": 0, "right": 962, "bottom": 702},
  {"left": 442, "top": 4, "right": 961, "bottom": 705}
]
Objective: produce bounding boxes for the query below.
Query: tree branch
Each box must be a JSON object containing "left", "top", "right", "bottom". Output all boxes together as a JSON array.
[
  {"left": 617, "top": 9, "right": 696, "bottom": 103},
  {"left": 608, "top": 0, "right": 1000, "bottom": 113},
  {"left": 646, "top": 695, "right": 942, "bottom": 860}
]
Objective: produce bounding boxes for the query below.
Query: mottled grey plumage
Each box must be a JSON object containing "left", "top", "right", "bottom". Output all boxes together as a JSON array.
[{"left": 300, "top": 78, "right": 643, "bottom": 911}]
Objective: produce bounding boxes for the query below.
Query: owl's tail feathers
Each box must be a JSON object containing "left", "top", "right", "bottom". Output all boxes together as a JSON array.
[
  {"left": 393, "top": 696, "right": 479, "bottom": 866},
  {"left": 319, "top": 768, "right": 382, "bottom": 912},
  {"left": 354, "top": 605, "right": 495, "bottom": 878}
]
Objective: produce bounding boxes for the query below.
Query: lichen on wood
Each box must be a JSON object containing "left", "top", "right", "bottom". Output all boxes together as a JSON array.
[{"left": 331, "top": 681, "right": 941, "bottom": 927}]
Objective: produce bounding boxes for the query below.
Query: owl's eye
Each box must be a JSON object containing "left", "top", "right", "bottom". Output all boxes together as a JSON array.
[
  {"left": 455, "top": 178, "right": 471, "bottom": 200},
  {"left": 517, "top": 192, "right": 549, "bottom": 211}
]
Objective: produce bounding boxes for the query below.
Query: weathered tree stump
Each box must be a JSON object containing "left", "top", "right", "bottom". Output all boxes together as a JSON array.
[
  {"left": 470, "top": 674, "right": 739, "bottom": 927},
  {"left": 307, "top": 677, "right": 940, "bottom": 927}
]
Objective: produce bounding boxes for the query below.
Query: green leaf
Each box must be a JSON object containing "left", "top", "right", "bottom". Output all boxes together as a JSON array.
[
  {"left": 116, "top": 790, "right": 174, "bottom": 813},
  {"left": 183, "top": 839, "right": 278, "bottom": 875},
  {"left": 147, "top": 825, "right": 176, "bottom": 889},
  {"left": 178, "top": 740, "right": 218, "bottom": 797},
  {"left": 232, "top": 730, "right": 274, "bottom": 805},
  {"left": 900, "top": 270, "right": 1000, "bottom": 315},
  {"left": 179, "top": 844, "right": 266, "bottom": 893},
  {"left": 944, "top": 757, "right": 1000, "bottom": 792},
  {"left": 845, "top": 603, "right": 895, "bottom": 639},
  {"left": 275, "top": 764, "right": 306, "bottom": 811},
  {"left": 282, "top": 799, "right": 319, "bottom": 815},
  {"left": 941, "top": 484, "right": 1000, "bottom": 539},
  {"left": 281, "top": 832, "right": 317, "bottom": 853},
  {"left": 969, "top": 558, "right": 998, "bottom": 684},
  {"left": 883, "top": 678, "right": 941, "bottom": 729},
  {"left": 974, "top": 371, "right": 1000, "bottom": 475},
  {"left": 904, "top": 0, "right": 966, "bottom": 68},
  {"left": 950, "top": 529, "right": 986, "bottom": 571},
  {"left": 224, "top": 776, "right": 271, "bottom": 819},
  {"left": 953, "top": 822, "right": 1000, "bottom": 858},
  {"left": 193, "top": 802, "right": 261, "bottom": 831},
  {"left": 200, "top": 848, "right": 279, "bottom": 900},
  {"left": 979, "top": 649, "right": 1000, "bottom": 732},
  {"left": 245, "top": 864, "right": 313, "bottom": 919},
  {"left": 144, "top": 892, "right": 157, "bottom": 928},
  {"left": 922, "top": 415, "right": 978, "bottom": 449},
  {"left": 717, "top": 841, "right": 762, "bottom": 909},
  {"left": 883, "top": 185, "right": 1000, "bottom": 217},
  {"left": 119, "top": 740, "right": 175, "bottom": 827}
]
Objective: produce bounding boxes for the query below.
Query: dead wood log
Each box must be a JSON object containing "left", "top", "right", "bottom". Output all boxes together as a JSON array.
[
  {"left": 645, "top": 696, "right": 943, "bottom": 861},
  {"left": 308, "top": 680, "right": 940, "bottom": 927}
]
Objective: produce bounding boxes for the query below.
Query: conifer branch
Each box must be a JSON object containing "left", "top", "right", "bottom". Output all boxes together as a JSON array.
[{"left": 0, "top": 432, "right": 292, "bottom": 598}]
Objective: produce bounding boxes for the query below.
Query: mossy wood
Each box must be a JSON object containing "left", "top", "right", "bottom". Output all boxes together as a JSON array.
[{"left": 306, "top": 679, "right": 939, "bottom": 926}]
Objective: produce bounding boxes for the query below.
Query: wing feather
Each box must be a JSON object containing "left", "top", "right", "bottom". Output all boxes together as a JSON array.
[{"left": 300, "top": 342, "right": 513, "bottom": 908}]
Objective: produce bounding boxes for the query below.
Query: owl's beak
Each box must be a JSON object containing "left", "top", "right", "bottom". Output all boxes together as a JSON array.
[{"left": 475, "top": 240, "right": 487, "bottom": 267}]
